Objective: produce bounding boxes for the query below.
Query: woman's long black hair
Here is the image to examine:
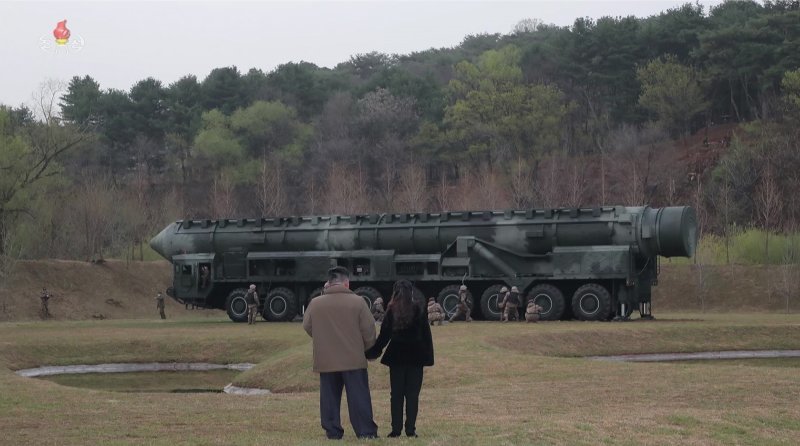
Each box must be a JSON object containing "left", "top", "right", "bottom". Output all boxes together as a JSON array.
[{"left": 388, "top": 279, "right": 414, "bottom": 330}]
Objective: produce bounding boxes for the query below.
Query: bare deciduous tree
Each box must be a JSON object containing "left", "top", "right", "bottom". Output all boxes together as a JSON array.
[
  {"left": 0, "top": 80, "right": 89, "bottom": 255},
  {"left": 321, "top": 162, "right": 370, "bottom": 215},
  {"left": 755, "top": 163, "right": 781, "bottom": 263},
  {"left": 129, "top": 162, "right": 151, "bottom": 261},
  {"left": 564, "top": 157, "right": 587, "bottom": 208},
  {"left": 433, "top": 173, "right": 454, "bottom": 212},
  {"left": 451, "top": 165, "right": 476, "bottom": 211},
  {"left": 73, "top": 178, "right": 116, "bottom": 261},
  {"left": 257, "top": 156, "right": 287, "bottom": 217},
  {"left": 535, "top": 157, "right": 561, "bottom": 208},
  {"left": 474, "top": 166, "right": 506, "bottom": 209},
  {"left": 513, "top": 18, "right": 544, "bottom": 34},
  {"left": 211, "top": 173, "right": 237, "bottom": 218},
  {"left": 665, "top": 177, "right": 678, "bottom": 206},
  {"left": 509, "top": 157, "right": 534, "bottom": 209},
  {"left": 394, "top": 163, "right": 428, "bottom": 212},
  {"left": 0, "top": 225, "right": 21, "bottom": 316},
  {"left": 622, "top": 161, "right": 645, "bottom": 205}
]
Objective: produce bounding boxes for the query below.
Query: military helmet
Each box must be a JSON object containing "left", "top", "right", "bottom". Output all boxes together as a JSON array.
[
  {"left": 511, "top": 286, "right": 519, "bottom": 293},
  {"left": 500, "top": 286, "right": 508, "bottom": 293},
  {"left": 459, "top": 285, "right": 467, "bottom": 291}
]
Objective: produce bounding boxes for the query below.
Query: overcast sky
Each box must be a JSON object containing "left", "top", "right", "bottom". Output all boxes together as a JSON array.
[{"left": 0, "top": 0, "right": 725, "bottom": 108}]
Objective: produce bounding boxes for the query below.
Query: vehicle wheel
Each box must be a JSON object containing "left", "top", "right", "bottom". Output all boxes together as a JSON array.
[
  {"left": 526, "top": 284, "right": 566, "bottom": 321},
  {"left": 353, "top": 286, "right": 382, "bottom": 310},
  {"left": 225, "top": 288, "right": 249, "bottom": 323},
  {"left": 437, "top": 285, "right": 472, "bottom": 319},
  {"left": 480, "top": 284, "right": 506, "bottom": 321},
  {"left": 263, "top": 287, "right": 298, "bottom": 322},
  {"left": 571, "top": 283, "right": 612, "bottom": 321}
]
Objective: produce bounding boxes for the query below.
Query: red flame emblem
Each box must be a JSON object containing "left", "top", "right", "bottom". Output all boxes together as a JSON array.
[{"left": 53, "top": 20, "right": 70, "bottom": 45}]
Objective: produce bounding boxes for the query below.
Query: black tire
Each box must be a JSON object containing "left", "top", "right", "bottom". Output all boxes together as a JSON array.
[
  {"left": 225, "top": 288, "right": 249, "bottom": 323},
  {"left": 571, "top": 283, "right": 612, "bottom": 321},
  {"left": 262, "top": 287, "right": 298, "bottom": 322},
  {"left": 526, "top": 284, "right": 566, "bottom": 321},
  {"left": 437, "top": 285, "right": 472, "bottom": 319},
  {"left": 353, "top": 286, "right": 382, "bottom": 310},
  {"left": 480, "top": 284, "right": 507, "bottom": 321}
]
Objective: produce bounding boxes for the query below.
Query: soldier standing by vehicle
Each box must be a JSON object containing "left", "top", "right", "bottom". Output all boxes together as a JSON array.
[
  {"left": 155, "top": 291, "right": 166, "bottom": 320},
  {"left": 245, "top": 284, "right": 260, "bottom": 325},
  {"left": 448, "top": 285, "right": 472, "bottom": 322},
  {"left": 40, "top": 287, "right": 51, "bottom": 319},
  {"left": 372, "top": 297, "right": 386, "bottom": 323},
  {"left": 427, "top": 298, "right": 444, "bottom": 326},
  {"left": 525, "top": 299, "right": 543, "bottom": 322},
  {"left": 502, "top": 286, "right": 521, "bottom": 322},
  {"left": 497, "top": 286, "right": 508, "bottom": 319},
  {"left": 200, "top": 265, "right": 210, "bottom": 289}
]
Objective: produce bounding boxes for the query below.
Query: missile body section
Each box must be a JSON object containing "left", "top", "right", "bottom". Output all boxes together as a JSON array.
[{"left": 150, "top": 206, "right": 696, "bottom": 322}]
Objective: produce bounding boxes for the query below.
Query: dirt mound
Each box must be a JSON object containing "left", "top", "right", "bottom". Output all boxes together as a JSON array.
[{"left": 0, "top": 259, "right": 208, "bottom": 321}]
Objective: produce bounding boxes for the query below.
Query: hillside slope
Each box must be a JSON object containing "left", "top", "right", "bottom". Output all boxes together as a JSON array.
[
  {"left": 0, "top": 260, "right": 201, "bottom": 321},
  {"left": 0, "top": 260, "right": 795, "bottom": 321}
]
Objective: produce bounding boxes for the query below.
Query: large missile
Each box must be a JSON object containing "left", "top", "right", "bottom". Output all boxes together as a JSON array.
[{"left": 150, "top": 206, "right": 696, "bottom": 261}]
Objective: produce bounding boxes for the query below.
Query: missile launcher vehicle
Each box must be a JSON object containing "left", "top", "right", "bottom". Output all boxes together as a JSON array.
[{"left": 150, "top": 205, "right": 696, "bottom": 322}]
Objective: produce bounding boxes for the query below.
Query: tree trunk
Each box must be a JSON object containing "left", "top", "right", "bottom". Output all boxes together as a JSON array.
[
  {"left": 729, "top": 78, "right": 741, "bottom": 122},
  {"left": 0, "top": 213, "right": 5, "bottom": 257}
]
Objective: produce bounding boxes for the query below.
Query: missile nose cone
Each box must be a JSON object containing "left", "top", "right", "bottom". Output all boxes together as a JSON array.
[{"left": 150, "top": 225, "right": 171, "bottom": 259}]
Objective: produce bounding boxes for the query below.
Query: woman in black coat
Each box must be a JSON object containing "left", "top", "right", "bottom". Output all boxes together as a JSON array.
[{"left": 365, "top": 280, "right": 434, "bottom": 438}]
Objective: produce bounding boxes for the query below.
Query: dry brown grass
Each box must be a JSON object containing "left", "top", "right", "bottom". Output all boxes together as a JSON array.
[
  {"left": 1, "top": 314, "right": 799, "bottom": 444},
  {"left": 0, "top": 260, "right": 210, "bottom": 322},
  {"left": 655, "top": 264, "right": 800, "bottom": 313}
]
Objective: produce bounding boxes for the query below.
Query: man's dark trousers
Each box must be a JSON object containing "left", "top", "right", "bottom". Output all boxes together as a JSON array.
[{"left": 319, "top": 368, "right": 378, "bottom": 439}]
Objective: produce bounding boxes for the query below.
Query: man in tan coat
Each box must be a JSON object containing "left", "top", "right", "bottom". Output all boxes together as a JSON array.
[{"left": 303, "top": 266, "right": 378, "bottom": 440}]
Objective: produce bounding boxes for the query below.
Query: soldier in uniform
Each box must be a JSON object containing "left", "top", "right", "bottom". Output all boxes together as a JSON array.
[
  {"left": 502, "top": 286, "right": 521, "bottom": 322},
  {"left": 200, "top": 265, "right": 210, "bottom": 289},
  {"left": 245, "top": 284, "right": 260, "bottom": 325},
  {"left": 40, "top": 287, "right": 51, "bottom": 319},
  {"left": 448, "top": 285, "right": 472, "bottom": 322},
  {"left": 525, "top": 299, "right": 544, "bottom": 322},
  {"left": 427, "top": 297, "right": 444, "bottom": 325},
  {"left": 155, "top": 291, "right": 166, "bottom": 320},
  {"left": 497, "top": 286, "right": 508, "bottom": 318},
  {"left": 372, "top": 297, "right": 385, "bottom": 322}
]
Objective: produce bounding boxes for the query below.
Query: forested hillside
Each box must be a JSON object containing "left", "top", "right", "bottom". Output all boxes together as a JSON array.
[{"left": 1, "top": 0, "right": 799, "bottom": 263}]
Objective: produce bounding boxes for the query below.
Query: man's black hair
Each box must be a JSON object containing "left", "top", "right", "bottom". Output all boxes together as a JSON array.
[{"left": 327, "top": 266, "right": 350, "bottom": 283}]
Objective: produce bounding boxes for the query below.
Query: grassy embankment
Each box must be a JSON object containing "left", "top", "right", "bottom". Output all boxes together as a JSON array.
[
  {"left": 2, "top": 259, "right": 800, "bottom": 323},
  {"left": 1, "top": 314, "right": 800, "bottom": 445}
]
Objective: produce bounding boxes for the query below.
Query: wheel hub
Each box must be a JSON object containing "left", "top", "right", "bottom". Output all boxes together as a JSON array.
[
  {"left": 231, "top": 297, "right": 247, "bottom": 316},
  {"left": 442, "top": 293, "right": 459, "bottom": 315},
  {"left": 579, "top": 293, "right": 600, "bottom": 315},
  {"left": 270, "top": 296, "right": 287, "bottom": 316},
  {"left": 533, "top": 294, "right": 553, "bottom": 314}
]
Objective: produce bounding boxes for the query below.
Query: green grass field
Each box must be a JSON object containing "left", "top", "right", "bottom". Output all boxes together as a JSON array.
[{"left": 1, "top": 314, "right": 800, "bottom": 445}]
